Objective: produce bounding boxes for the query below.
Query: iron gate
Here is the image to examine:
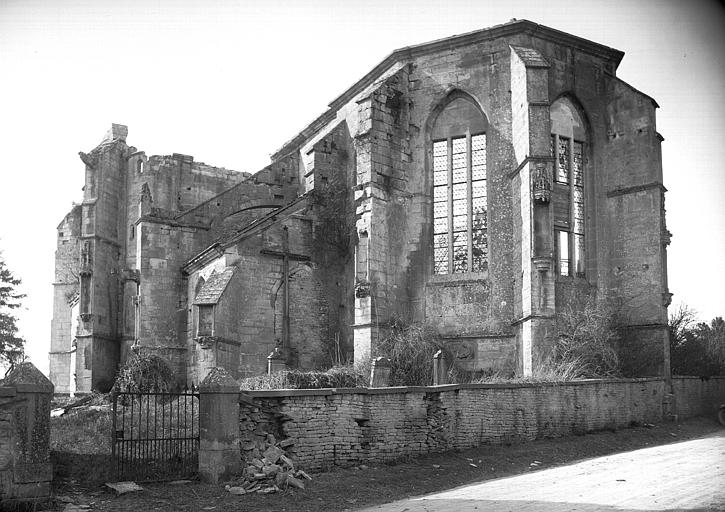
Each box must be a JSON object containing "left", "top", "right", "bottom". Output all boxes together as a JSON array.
[{"left": 111, "top": 386, "right": 199, "bottom": 481}]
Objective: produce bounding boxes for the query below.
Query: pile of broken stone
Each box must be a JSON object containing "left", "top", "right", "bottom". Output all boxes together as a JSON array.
[{"left": 225, "top": 433, "right": 311, "bottom": 495}]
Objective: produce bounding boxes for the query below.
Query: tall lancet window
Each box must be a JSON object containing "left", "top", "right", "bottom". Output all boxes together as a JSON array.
[
  {"left": 431, "top": 94, "right": 489, "bottom": 275},
  {"left": 550, "top": 97, "right": 587, "bottom": 277}
]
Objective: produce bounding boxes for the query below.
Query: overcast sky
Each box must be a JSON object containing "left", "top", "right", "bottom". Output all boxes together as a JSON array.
[{"left": 1, "top": 0, "right": 723, "bottom": 375}]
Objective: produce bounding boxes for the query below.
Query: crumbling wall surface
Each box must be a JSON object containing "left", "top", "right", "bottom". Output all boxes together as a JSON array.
[
  {"left": 409, "top": 39, "right": 517, "bottom": 342},
  {"left": 131, "top": 153, "right": 247, "bottom": 214},
  {"left": 136, "top": 221, "right": 206, "bottom": 379},
  {"left": 599, "top": 79, "right": 668, "bottom": 375},
  {"left": 238, "top": 378, "right": 665, "bottom": 471},
  {"left": 49, "top": 205, "right": 82, "bottom": 393},
  {"left": 172, "top": 153, "right": 300, "bottom": 234},
  {"left": 671, "top": 377, "right": 725, "bottom": 419},
  {"left": 185, "top": 201, "right": 336, "bottom": 381},
  {"left": 226, "top": 215, "right": 328, "bottom": 375},
  {"left": 0, "top": 363, "right": 53, "bottom": 504}
]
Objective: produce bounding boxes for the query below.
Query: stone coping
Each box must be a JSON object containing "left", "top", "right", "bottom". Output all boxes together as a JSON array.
[
  {"left": 671, "top": 375, "right": 725, "bottom": 380},
  {"left": 239, "top": 377, "right": 666, "bottom": 399},
  {"left": 0, "top": 386, "right": 17, "bottom": 397},
  {"left": 0, "top": 384, "right": 54, "bottom": 395}
]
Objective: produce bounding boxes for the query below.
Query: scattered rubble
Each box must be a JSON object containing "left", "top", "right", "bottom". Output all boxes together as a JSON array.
[
  {"left": 62, "top": 505, "right": 91, "bottom": 512},
  {"left": 225, "top": 433, "right": 312, "bottom": 494},
  {"left": 51, "top": 394, "right": 111, "bottom": 417},
  {"left": 105, "top": 481, "right": 144, "bottom": 494}
]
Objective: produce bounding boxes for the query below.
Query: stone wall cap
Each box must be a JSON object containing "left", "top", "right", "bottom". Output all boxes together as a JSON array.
[
  {"left": 671, "top": 375, "right": 725, "bottom": 381},
  {"left": 200, "top": 367, "right": 239, "bottom": 391},
  {"left": 0, "top": 386, "right": 17, "bottom": 397},
  {"left": 243, "top": 388, "right": 333, "bottom": 398},
  {"left": 236, "top": 377, "right": 667, "bottom": 398},
  {"left": 0, "top": 362, "right": 54, "bottom": 391}
]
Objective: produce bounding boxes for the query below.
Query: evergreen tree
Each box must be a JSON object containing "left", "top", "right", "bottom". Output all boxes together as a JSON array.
[{"left": 0, "top": 253, "right": 25, "bottom": 368}]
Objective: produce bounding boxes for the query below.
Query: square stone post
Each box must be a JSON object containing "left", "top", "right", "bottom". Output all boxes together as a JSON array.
[
  {"left": 432, "top": 350, "right": 448, "bottom": 385},
  {"left": 199, "top": 367, "right": 240, "bottom": 483},
  {"left": 0, "top": 362, "right": 54, "bottom": 503},
  {"left": 369, "top": 357, "right": 391, "bottom": 387},
  {"left": 267, "top": 347, "right": 288, "bottom": 375}
]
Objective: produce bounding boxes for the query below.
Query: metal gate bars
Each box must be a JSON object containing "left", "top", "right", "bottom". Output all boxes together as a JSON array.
[{"left": 111, "top": 386, "right": 199, "bottom": 481}]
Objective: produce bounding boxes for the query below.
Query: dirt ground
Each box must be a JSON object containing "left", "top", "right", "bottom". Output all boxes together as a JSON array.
[{"left": 46, "top": 416, "right": 722, "bottom": 512}]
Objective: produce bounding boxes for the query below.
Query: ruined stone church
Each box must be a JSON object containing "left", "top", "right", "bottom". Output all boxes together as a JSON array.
[{"left": 49, "top": 20, "right": 670, "bottom": 394}]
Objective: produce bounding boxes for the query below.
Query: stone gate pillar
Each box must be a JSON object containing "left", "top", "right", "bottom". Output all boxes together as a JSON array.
[
  {"left": 198, "top": 367, "right": 240, "bottom": 483},
  {"left": 0, "top": 362, "right": 54, "bottom": 504}
]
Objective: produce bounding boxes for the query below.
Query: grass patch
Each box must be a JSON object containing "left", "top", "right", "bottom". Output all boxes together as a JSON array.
[
  {"left": 469, "top": 359, "right": 588, "bottom": 384},
  {"left": 51, "top": 406, "right": 112, "bottom": 455},
  {"left": 51, "top": 402, "right": 114, "bottom": 484}
]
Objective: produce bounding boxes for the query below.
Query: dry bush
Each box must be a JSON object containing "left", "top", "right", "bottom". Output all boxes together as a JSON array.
[
  {"left": 377, "top": 318, "right": 448, "bottom": 386},
  {"left": 554, "top": 293, "right": 622, "bottom": 378},
  {"left": 239, "top": 365, "right": 365, "bottom": 390},
  {"left": 112, "top": 354, "right": 176, "bottom": 394}
]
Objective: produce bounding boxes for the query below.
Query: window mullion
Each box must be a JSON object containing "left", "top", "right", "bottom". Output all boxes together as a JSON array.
[
  {"left": 554, "top": 134, "right": 559, "bottom": 182},
  {"left": 447, "top": 137, "right": 454, "bottom": 274},
  {"left": 466, "top": 132, "right": 473, "bottom": 272},
  {"left": 568, "top": 137, "right": 574, "bottom": 276}
]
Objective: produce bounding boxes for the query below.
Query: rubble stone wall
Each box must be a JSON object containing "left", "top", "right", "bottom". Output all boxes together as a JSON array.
[{"left": 238, "top": 378, "right": 671, "bottom": 471}]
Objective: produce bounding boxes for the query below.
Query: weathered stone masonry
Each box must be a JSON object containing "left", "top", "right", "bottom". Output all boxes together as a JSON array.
[
  {"left": 0, "top": 363, "right": 54, "bottom": 504},
  {"left": 51, "top": 19, "right": 671, "bottom": 391},
  {"left": 238, "top": 377, "right": 724, "bottom": 471}
]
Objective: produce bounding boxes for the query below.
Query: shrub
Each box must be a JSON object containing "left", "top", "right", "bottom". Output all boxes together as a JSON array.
[
  {"left": 239, "top": 365, "right": 365, "bottom": 390},
  {"left": 377, "top": 318, "right": 448, "bottom": 386},
  {"left": 554, "top": 292, "right": 622, "bottom": 378},
  {"left": 112, "top": 354, "right": 176, "bottom": 393}
]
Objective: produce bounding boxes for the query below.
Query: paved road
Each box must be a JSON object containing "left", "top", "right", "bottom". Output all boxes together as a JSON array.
[{"left": 359, "top": 432, "right": 725, "bottom": 511}]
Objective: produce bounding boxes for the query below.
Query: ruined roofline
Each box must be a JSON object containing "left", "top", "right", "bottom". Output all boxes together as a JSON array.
[
  {"left": 172, "top": 166, "right": 271, "bottom": 222},
  {"left": 87, "top": 125, "right": 245, "bottom": 181},
  {"left": 137, "top": 153, "right": 247, "bottom": 182},
  {"left": 56, "top": 203, "right": 82, "bottom": 230},
  {"left": 604, "top": 70, "right": 660, "bottom": 109},
  {"left": 270, "top": 19, "right": 625, "bottom": 160},
  {"left": 181, "top": 194, "right": 310, "bottom": 275}
]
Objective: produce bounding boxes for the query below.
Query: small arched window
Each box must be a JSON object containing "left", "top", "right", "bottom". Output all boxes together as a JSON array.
[
  {"left": 550, "top": 97, "right": 587, "bottom": 277},
  {"left": 431, "top": 95, "right": 489, "bottom": 275}
]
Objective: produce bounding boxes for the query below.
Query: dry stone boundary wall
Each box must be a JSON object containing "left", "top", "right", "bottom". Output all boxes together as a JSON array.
[{"left": 239, "top": 378, "right": 681, "bottom": 472}]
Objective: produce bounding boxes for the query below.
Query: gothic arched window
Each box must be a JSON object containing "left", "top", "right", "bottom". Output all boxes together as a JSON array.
[
  {"left": 550, "top": 97, "right": 587, "bottom": 277},
  {"left": 431, "top": 95, "right": 489, "bottom": 275}
]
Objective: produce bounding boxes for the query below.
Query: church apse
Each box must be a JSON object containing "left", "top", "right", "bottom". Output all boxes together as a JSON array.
[{"left": 50, "top": 21, "right": 670, "bottom": 389}]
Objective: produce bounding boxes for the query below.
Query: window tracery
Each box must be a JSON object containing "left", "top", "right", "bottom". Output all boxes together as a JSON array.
[
  {"left": 431, "top": 96, "right": 488, "bottom": 275},
  {"left": 550, "top": 97, "right": 587, "bottom": 277}
]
